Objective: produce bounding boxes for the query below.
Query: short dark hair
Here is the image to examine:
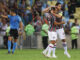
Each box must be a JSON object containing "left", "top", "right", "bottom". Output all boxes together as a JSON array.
[
  {"left": 10, "top": 9, "right": 16, "bottom": 13},
  {"left": 51, "top": 7, "right": 56, "bottom": 11},
  {"left": 49, "top": 7, "right": 56, "bottom": 13},
  {"left": 55, "top": 2, "right": 61, "bottom": 6}
]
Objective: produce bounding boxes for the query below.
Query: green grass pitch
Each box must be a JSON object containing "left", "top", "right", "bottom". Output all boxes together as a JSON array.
[{"left": 0, "top": 49, "right": 80, "bottom": 60}]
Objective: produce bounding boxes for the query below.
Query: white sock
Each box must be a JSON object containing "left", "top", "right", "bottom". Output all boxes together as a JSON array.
[
  {"left": 47, "top": 43, "right": 53, "bottom": 56},
  {"left": 53, "top": 44, "right": 56, "bottom": 56},
  {"left": 64, "top": 46, "right": 67, "bottom": 53},
  {"left": 43, "top": 45, "right": 49, "bottom": 53},
  {"left": 63, "top": 42, "right": 67, "bottom": 53}
]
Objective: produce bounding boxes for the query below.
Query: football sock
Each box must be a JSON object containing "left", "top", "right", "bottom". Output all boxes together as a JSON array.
[
  {"left": 12, "top": 42, "right": 17, "bottom": 53},
  {"left": 8, "top": 40, "right": 11, "bottom": 52},
  {"left": 47, "top": 43, "right": 53, "bottom": 55},
  {"left": 62, "top": 42, "right": 67, "bottom": 53},
  {"left": 53, "top": 44, "right": 56, "bottom": 56}
]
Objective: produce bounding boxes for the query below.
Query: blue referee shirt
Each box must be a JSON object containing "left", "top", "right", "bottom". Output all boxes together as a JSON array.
[{"left": 8, "top": 15, "right": 21, "bottom": 30}]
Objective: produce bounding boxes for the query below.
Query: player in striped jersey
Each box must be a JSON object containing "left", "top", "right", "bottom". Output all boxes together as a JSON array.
[
  {"left": 42, "top": 7, "right": 65, "bottom": 58},
  {"left": 53, "top": 2, "right": 71, "bottom": 58}
]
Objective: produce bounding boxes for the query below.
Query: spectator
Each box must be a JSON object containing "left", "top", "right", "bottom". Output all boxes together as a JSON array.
[
  {"left": 35, "top": 0, "right": 43, "bottom": 16},
  {"left": 18, "top": 0, "right": 27, "bottom": 16},
  {"left": 32, "top": 15, "right": 42, "bottom": 32},
  {"left": 1, "top": 18, "right": 8, "bottom": 36},
  {"left": 23, "top": 13, "right": 29, "bottom": 26},
  {"left": 71, "top": 23, "right": 79, "bottom": 49},
  {"left": 25, "top": 22, "right": 35, "bottom": 36},
  {"left": 74, "top": 18, "right": 80, "bottom": 33},
  {"left": 8, "top": 0, "right": 17, "bottom": 9},
  {"left": 0, "top": 19, "right": 8, "bottom": 48},
  {"left": 57, "top": 0, "right": 64, "bottom": 5},
  {"left": 13, "top": 2, "right": 18, "bottom": 14},
  {"left": 4, "top": 23, "right": 10, "bottom": 49},
  {"left": 40, "top": 19, "right": 49, "bottom": 49},
  {"left": 0, "top": 18, "right": 2, "bottom": 34},
  {"left": 24, "top": 6, "right": 32, "bottom": 25},
  {"left": 32, "top": 4, "right": 39, "bottom": 18}
]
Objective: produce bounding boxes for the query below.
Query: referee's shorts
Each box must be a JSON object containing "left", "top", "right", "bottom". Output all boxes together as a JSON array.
[{"left": 9, "top": 29, "right": 19, "bottom": 39}]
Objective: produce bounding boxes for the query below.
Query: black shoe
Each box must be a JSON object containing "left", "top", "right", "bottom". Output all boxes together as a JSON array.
[
  {"left": 12, "top": 52, "right": 14, "bottom": 54},
  {"left": 8, "top": 51, "right": 10, "bottom": 54}
]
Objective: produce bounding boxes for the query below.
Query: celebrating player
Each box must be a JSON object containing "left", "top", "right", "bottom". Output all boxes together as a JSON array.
[
  {"left": 42, "top": 7, "right": 65, "bottom": 58},
  {"left": 53, "top": 2, "right": 71, "bottom": 58}
]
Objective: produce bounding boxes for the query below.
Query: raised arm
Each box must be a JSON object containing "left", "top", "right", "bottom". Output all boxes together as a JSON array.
[
  {"left": 1, "top": 15, "right": 8, "bottom": 18},
  {"left": 42, "top": 6, "right": 52, "bottom": 13}
]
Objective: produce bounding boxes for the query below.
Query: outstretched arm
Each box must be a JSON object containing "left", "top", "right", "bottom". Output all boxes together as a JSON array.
[
  {"left": 42, "top": 6, "right": 52, "bottom": 13},
  {"left": 1, "top": 15, "right": 8, "bottom": 18}
]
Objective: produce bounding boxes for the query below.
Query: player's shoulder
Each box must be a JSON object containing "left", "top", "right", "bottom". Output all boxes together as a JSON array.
[
  {"left": 8, "top": 15, "right": 11, "bottom": 18},
  {"left": 16, "top": 15, "right": 21, "bottom": 18},
  {"left": 16, "top": 15, "right": 21, "bottom": 19}
]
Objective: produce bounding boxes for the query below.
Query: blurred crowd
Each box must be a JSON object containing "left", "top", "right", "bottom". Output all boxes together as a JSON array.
[
  {"left": 0, "top": 0, "right": 80, "bottom": 32},
  {"left": 0, "top": 0, "right": 80, "bottom": 49}
]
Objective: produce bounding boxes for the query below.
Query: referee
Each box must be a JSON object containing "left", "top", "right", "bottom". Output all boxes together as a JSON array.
[{"left": 1, "top": 9, "right": 23, "bottom": 54}]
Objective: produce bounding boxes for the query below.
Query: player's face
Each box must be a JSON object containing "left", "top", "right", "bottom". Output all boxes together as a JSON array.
[
  {"left": 10, "top": 11, "right": 15, "bottom": 16},
  {"left": 57, "top": 4, "right": 62, "bottom": 10},
  {"left": 10, "top": 11, "right": 13, "bottom": 15}
]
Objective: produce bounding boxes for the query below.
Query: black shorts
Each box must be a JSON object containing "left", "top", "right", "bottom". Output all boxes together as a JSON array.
[{"left": 9, "top": 29, "right": 18, "bottom": 39}]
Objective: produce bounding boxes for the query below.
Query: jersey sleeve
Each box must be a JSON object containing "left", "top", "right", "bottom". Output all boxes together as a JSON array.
[{"left": 18, "top": 16, "right": 22, "bottom": 22}]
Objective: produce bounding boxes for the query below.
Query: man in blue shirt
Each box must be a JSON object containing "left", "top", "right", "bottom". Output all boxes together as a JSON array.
[{"left": 1, "top": 9, "right": 23, "bottom": 54}]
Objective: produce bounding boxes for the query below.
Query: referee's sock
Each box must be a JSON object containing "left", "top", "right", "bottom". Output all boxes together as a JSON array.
[
  {"left": 12, "top": 42, "right": 17, "bottom": 53},
  {"left": 8, "top": 40, "right": 11, "bottom": 52}
]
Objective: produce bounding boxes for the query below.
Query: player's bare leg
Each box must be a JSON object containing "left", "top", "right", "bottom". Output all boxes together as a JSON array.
[{"left": 46, "top": 41, "right": 57, "bottom": 58}]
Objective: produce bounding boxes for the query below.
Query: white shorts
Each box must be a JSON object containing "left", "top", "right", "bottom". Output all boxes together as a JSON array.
[
  {"left": 56, "top": 28, "right": 66, "bottom": 40},
  {"left": 48, "top": 31, "right": 57, "bottom": 41}
]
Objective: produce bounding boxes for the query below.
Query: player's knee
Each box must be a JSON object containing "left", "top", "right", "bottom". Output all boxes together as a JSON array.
[
  {"left": 14, "top": 39, "right": 18, "bottom": 42},
  {"left": 8, "top": 36, "right": 12, "bottom": 41},
  {"left": 50, "top": 40, "right": 56, "bottom": 44}
]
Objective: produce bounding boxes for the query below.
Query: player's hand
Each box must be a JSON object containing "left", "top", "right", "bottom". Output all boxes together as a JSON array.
[
  {"left": 19, "top": 29, "right": 23, "bottom": 35},
  {"left": 19, "top": 31, "right": 22, "bottom": 35}
]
